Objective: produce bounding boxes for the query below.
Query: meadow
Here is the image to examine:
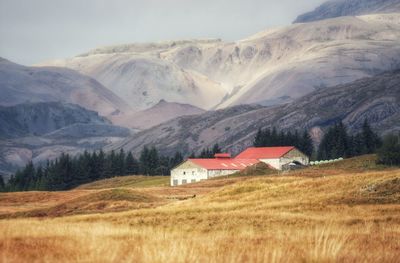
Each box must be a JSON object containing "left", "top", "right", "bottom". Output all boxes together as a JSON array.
[{"left": 0, "top": 155, "right": 399, "bottom": 262}]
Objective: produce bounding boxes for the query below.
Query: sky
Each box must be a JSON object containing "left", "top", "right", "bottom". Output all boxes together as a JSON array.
[{"left": 0, "top": 0, "right": 324, "bottom": 65}]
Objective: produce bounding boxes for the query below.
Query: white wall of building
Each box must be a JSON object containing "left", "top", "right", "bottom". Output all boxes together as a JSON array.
[
  {"left": 260, "top": 149, "right": 309, "bottom": 170},
  {"left": 171, "top": 167, "right": 208, "bottom": 186},
  {"left": 259, "top": 158, "right": 281, "bottom": 169},
  {"left": 171, "top": 161, "right": 239, "bottom": 186}
]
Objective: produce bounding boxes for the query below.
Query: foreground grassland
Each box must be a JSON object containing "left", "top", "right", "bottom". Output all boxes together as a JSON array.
[{"left": 0, "top": 156, "right": 399, "bottom": 262}]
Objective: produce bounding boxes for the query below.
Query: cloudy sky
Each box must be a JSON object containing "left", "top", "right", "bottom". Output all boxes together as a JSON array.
[{"left": 0, "top": 0, "right": 324, "bottom": 65}]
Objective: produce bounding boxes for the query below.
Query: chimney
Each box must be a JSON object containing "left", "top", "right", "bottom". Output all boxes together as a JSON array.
[{"left": 214, "top": 153, "right": 231, "bottom": 159}]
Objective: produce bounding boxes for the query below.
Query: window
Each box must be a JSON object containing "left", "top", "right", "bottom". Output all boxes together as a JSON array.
[
  {"left": 191, "top": 179, "right": 196, "bottom": 183},
  {"left": 182, "top": 179, "right": 187, "bottom": 184},
  {"left": 192, "top": 171, "right": 195, "bottom": 175},
  {"left": 173, "top": 180, "right": 178, "bottom": 186},
  {"left": 183, "top": 171, "right": 186, "bottom": 175}
]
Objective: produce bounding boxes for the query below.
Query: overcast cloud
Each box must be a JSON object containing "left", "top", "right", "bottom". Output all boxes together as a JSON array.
[{"left": 0, "top": 0, "right": 324, "bottom": 65}]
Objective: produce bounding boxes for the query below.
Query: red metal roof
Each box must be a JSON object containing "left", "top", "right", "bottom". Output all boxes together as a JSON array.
[
  {"left": 235, "top": 146, "right": 295, "bottom": 159},
  {"left": 189, "top": 158, "right": 260, "bottom": 170}
]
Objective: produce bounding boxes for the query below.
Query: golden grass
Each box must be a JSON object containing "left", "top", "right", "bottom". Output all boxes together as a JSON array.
[
  {"left": 77, "top": 175, "right": 170, "bottom": 189},
  {"left": 0, "top": 156, "right": 399, "bottom": 262}
]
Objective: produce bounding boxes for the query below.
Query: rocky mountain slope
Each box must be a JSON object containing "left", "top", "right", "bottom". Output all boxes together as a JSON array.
[
  {"left": 112, "top": 100, "right": 206, "bottom": 130},
  {"left": 0, "top": 102, "right": 108, "bottom": 138},
  {"left": 109, "top": 70, "right": 400, "bottom": 157},
  {"left": 0, "top": 57, "right": 132, "bottom": 122},
  {"left": 0, "top": 102, "right": 132, "bottom": 178},
  {"left": 40, "top": 14, "right": 400, "bottom": 111},
  {"left": 294, "top": 0, "right": 400, "bottom": 23}
]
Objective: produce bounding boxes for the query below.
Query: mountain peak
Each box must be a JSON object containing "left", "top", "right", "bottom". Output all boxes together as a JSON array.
[
  {"left": 294, "top": 0, "right": 400, "bottom": 23},
  {"left": 157, "top": 99, "right": 168, "bottom": 105}
]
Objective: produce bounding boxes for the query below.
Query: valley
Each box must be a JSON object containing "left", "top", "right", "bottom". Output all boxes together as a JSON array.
[{"left": 1, "top": 0, "right": 400, "bottom": 262}]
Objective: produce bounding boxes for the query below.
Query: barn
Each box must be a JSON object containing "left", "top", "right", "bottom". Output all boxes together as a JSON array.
[
  {"left": 235, "top": 146, "right": 309, "bottom": 170},
  {"left": 170, "top": 153, "right": 259, "bottom": 186},
  {"left": 171, "top": 146, "right": 309, "bottom": 186}
]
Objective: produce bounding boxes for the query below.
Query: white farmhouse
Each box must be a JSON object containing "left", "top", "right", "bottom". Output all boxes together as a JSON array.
[
  {"left": 170, "top": 147, "right": 309, "bottom": 186},
  {"left": 170, "top": 153, "right": 259, "bottom": 186},
  {"left": 235, "top": 146, "right": 309, "bottom": 170}
]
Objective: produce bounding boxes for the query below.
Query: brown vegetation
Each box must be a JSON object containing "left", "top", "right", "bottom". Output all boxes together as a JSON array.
[{"left": 0, "top": 156, "right": 399, "bottom": 262}]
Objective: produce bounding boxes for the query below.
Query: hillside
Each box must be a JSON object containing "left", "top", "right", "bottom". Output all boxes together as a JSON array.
[
  {"left": 0, "top": 102, "right": 109, "bottom": 139},
  {"left": 0, "top": 57, "right": 133, "bottom": 122},
  {"left": 110, "top": 71, "right": 400, "bottom": 156},
  {"left": 0, "top": 156, "right": 399, "bottom": 262},
  {"left": 294, "top": 0, "right": 400, "bottom": 23},
  {"left": 40, "top": 14, "right": 400, "bottom": 112},
  {"left": 0, "top": 103, "right": 132, "bottom": 177}
]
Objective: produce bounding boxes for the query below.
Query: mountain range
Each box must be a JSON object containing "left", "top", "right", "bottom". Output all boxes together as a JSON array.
[
  {"left": 1, "top": 0, "right": 400, "bottom": 176},
  {"left": 40, "top": 13, "right": 400, "bottom": 112}
]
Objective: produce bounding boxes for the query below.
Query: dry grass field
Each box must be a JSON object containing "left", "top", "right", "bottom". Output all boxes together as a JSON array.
[{"left": 0, "top": 155, "right": 399, "bottom": 262}]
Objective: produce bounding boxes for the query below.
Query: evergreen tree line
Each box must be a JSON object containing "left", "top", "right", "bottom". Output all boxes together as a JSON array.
[
  {"left": 253, "top": 128, "right": 314, "bottom": 157},
  {"left": 2, "top": 147, "right": 183, "bottom": 192},
  {"left": 317, "top": 120, "right": 381, "bottom": 160}
]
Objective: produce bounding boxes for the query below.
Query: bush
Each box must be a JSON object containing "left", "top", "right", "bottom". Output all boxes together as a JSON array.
[{"left": 377, "top": 134, "right": 400, "bottom": 166}]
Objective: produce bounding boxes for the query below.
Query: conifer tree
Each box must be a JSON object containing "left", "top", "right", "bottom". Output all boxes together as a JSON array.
[
  {"left": 0, "top": 175, "right": 5, "bottom": 192},
  {"left": 117, "top": 149, "right": 126, "bottom": 176},
  {"left": 300, "top": 130, "right": 314, "bottom": 157},
  {"left": 148, "top": 147, "right": 160, "bottom": 175},
  {"left": 362, "top": 119, "right": 381, "bottom": 154},
  {"left": 377, "top": 133, "right": 400, "bottom": 165},
  {"left": 254, "top": 128, "right": 264, "bottom": 147},
  {"left": 140, "top": 146, "right": 150, "bottom": 175},
  {"left": 96, "top": 150, "right": 107, "bottom": 179},
  {"left": 125, "top": 152, "right": 139, "bottom": 175}
]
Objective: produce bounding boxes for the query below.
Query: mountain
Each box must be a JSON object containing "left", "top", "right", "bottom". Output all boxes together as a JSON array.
[
  {"left": 294, "top": 0, "right": 400, "bottom": 23},
  {"left": 39, "top": 40, "right": 227, "bottom": 111},
  {"left": 0, "top": 57, "right": 132, "bottom": 122},
  {"left": 112, "top": 100, "right": 206, "bottom": 130},
  {"left": 40, "top": 14, "right": 400, "bottom": 111},
  {"left": 108, "top": 70, "right": 400, "bottom": 157},
  {"left": 0, "top": 102, "right": 132, "bottom": 178}
]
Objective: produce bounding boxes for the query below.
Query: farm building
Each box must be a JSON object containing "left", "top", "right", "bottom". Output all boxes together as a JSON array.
[
  {"left": 170, "top": 153, "right": 259, "bottom": 186},
  {"left": 171, "top": 147, "right": 309, "bottom": 186},
  {"left": 235, "top": 146, "right": 309, "bottom": 170}
]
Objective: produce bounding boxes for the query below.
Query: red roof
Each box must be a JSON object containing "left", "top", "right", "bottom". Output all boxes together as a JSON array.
[
  {"left": 189, "top": 158, "right": 260, "bottom": 170},
  {"left": 235, "top": 146, "right": 295, "bottom": 159}
]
